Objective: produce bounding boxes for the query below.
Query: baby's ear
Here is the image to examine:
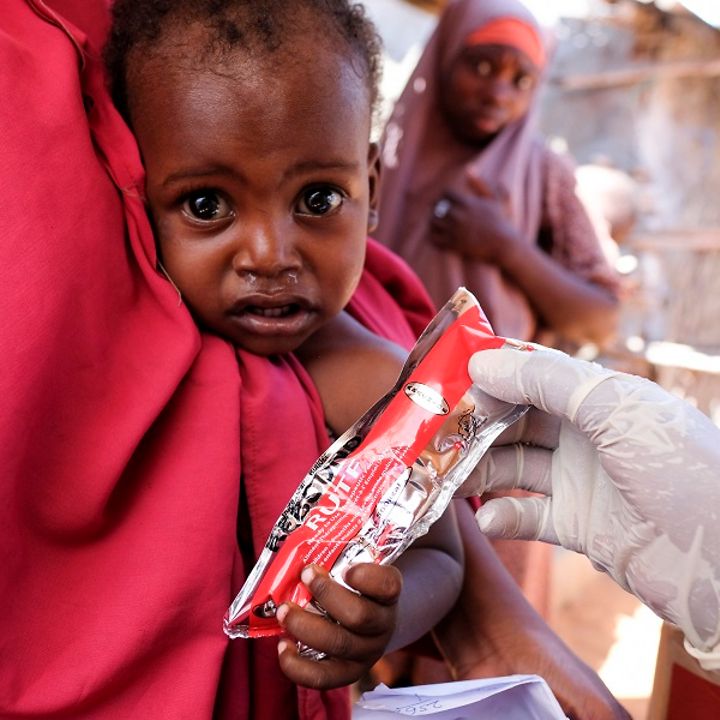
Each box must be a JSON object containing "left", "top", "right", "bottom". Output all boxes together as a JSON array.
[{"left": 367, "top": 142, "right": 382, "bottom": 233}]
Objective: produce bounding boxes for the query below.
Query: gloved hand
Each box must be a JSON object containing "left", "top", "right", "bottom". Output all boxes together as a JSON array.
[{"left": 459, "top": 344, "right": 720, "bottom": 669}]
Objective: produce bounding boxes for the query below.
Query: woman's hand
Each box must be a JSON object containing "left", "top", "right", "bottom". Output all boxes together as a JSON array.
[
  {"left": 450, "top": 623, "right": 632, "bottom": 720},
  {"left": 434, "top": 503, "right": 631, "bottom": 720},
  {"left": 429, "top": 174, "right": 520, "bottom": 264},
  {"left": 276, "top": 563, "right": 401, "bottom": 689},
  {"left": 431, "top": 175, "right": 619, "bottom": 346}
]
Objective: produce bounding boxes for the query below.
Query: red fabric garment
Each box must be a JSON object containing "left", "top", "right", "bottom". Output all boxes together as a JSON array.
[
  {"left": 216, "top": 351, "right": 348, "bottom": 720},
  {"left": 349, "top": 238, "right": 436, "bottom": 346},
  {"left": 1, "top": 2, "right": 433, "bottom": 718},
  {"left": 2, "top": 2, "right": 240, "bottom": 717}
]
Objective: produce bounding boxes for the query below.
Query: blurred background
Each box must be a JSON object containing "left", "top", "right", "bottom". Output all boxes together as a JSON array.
[{"left": 362, "top": 1, "right": 720, "bottom": 716}]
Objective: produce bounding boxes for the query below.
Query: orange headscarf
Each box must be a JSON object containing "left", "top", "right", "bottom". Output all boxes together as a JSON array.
[{"left": 465, "top": 16, "right": 546, "bottom": 69}]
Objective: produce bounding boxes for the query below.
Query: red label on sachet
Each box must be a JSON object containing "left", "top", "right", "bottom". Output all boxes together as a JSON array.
[{"left": 224, "top": 290, "right": 524, "bottom": 640}]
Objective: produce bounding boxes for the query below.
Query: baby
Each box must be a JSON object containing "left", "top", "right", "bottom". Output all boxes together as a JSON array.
[{"left": 104, "top": 0, "right": 463, "bottom": 712}]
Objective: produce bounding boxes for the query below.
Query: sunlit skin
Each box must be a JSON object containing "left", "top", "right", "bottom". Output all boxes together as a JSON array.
[
  {"left": 440, "top": 43, "right": 540, "bottom": 146},
  {"left": 126, "top": 31, "right": 379, "bottom": 356}
]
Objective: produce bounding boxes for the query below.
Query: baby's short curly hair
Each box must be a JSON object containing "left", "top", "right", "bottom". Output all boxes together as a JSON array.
[{"left": 104, "top": 0, "right": 383, "bottom": 122}]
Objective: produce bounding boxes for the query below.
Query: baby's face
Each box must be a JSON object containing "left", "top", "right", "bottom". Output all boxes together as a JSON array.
[
  {"left": 440, "top": 44, "right": 539, "bottom": 144},
  {"left": 127, "top": 36, "right": 378, "bottom": 356}
]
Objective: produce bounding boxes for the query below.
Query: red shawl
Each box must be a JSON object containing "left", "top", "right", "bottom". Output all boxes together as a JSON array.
[{"left": 0, "top": 2, "right": 434, "bottom": 718}]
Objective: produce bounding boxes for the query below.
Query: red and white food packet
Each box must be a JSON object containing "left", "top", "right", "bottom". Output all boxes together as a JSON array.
[{"left": 224, "top": 287, "right": 529, "bottom": 640}]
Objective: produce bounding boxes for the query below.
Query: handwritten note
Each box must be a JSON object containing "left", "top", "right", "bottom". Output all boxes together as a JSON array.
[{"left": 353, "top": 674, "right": 568, "bottom": 719}]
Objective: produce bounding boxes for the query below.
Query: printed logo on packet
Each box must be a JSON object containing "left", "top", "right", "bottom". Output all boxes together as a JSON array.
[{"left": 404, "top": 382, "right": 450, "bottom": 415}]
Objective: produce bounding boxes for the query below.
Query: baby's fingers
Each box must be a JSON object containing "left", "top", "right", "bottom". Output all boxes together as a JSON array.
[
  {"left": 277, "top": 598, "right": 389, "bottom": 663},
  {"left": 342, "top": 563, "right": 403, "bottom": 607},
  {"left": 307, "top": 564, "right": 399, "bottom": 635},
  {"left": 277, "top": 636, "right": 364, "bottom": 689},
  {"left": 276, "top": 565, "right": 400, "bottom": 689},
  {"left": 280, "top": 564, "right": 399, "bottom": 645}
]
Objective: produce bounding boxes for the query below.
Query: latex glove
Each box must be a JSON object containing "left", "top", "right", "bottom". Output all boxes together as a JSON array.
[{"left": 459, "top": 344, "right": 720, "bottom": 669}]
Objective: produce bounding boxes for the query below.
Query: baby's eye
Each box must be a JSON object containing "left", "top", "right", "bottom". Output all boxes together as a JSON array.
[
  {"left": 515, "top": 73, "right": 535, "bottom": 91},
  {"left": 296, "top": 186, "right": 344, "bottom": 216},
  {"left": 182, "top": 191, "right": 232, "bottom": 222},
  {"left": 475, "top": 60, "right": 493, "bottom": 77}
]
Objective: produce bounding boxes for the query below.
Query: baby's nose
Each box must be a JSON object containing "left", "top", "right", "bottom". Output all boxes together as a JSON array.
[{"left": 231, "top": 220, "right": 301, "bottom": 278}]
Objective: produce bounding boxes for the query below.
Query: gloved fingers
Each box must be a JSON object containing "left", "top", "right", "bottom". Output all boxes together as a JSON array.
[
  {"left": 490, "top": 406, "right": 561, "bottom": 450},
  {"left": 455, "top": 444, "right": 552, "bottom": 497},
  {"left": 486, "top": 445, "right": 553, "bottom": 495},
  {"left": 474, "top": 496, "right": 560, "bottom": 544},
  {"left": 469, "top": 345, "right": 617, "bottom": 424}
]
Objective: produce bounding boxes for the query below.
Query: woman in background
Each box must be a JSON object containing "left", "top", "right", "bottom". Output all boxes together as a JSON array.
[{"left": 374, "top": 0, "right": 619, "bottom": 347}]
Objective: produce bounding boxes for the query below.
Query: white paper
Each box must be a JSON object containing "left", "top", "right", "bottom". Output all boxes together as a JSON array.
[{"left": 353, "top": 674, "right": 568, "bottom": 719}]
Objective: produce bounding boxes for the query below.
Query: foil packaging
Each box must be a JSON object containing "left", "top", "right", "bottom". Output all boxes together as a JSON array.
[{"left": 224, "top": 287, "right": 529, "bottom": 640}]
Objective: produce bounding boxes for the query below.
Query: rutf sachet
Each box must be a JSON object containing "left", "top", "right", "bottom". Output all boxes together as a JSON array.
[{"left": 224, "top": 287, "right": 529, "bottom": 641}]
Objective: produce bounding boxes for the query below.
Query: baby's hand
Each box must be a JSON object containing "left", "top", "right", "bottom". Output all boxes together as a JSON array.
[{"left": 276, "top": 563, "right": 401, "bottom": 689}]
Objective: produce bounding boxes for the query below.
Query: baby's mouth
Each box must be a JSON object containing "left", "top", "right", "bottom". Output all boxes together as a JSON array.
[
  {"left": 245, "top": 304, "right": 300, "bottom": 318},
  {"left": 227, "top": 296, "right": 315, "bottom": 340}
]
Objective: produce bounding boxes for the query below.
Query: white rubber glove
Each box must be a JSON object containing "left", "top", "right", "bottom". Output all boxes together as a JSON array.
[{"left": 460, "top": 344, "right": 720, "bottom": 669}]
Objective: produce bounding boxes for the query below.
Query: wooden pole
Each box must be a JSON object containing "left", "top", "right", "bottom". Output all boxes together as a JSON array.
[{"left": 627, "top": 229, "right": 720, "bottom": 252}]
